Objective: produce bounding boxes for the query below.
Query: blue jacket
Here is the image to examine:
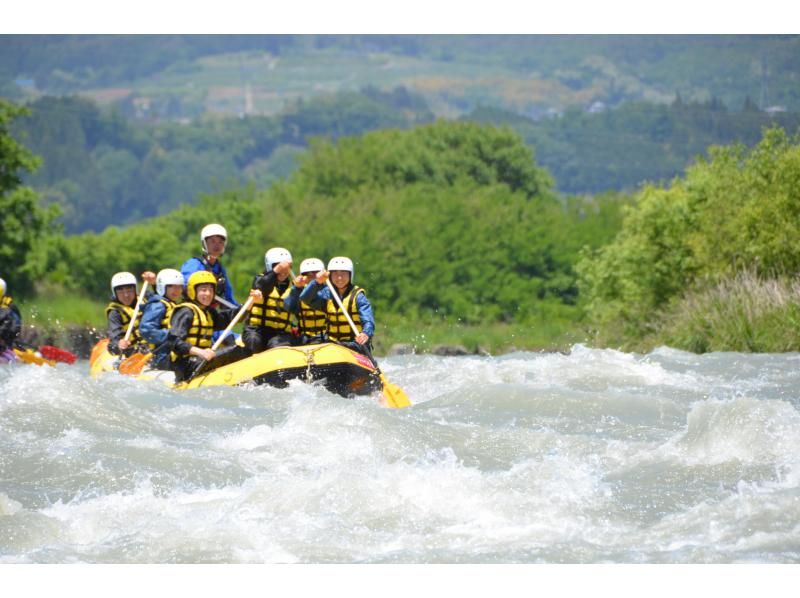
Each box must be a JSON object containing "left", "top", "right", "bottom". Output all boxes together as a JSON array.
[
  {"left": 181, "top": 256, "right": 239, "bottom": 308},
  {"left": 299, "top": 281, "right": 375, "bottom": 338},
  {"left": 139, "top": 294, "right": 172, "bottom": 347}
]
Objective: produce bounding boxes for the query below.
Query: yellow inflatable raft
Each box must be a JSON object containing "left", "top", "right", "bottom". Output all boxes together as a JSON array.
[{"left": 89, "top": 339, "right": 410, "bottom": 408}]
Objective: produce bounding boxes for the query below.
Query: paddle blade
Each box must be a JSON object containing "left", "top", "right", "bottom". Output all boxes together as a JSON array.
[
  {"left": 90, "top": 339, "right": 110, "bottom": 366},
  {"left": 39, "top": 345, "right": 77, "bottom": 364},
  {"left": 119, "top": 352, "right": 153, "bottom": 375},
  {"left": 379, "top": 373, "right": 411, "bottom": 409}
]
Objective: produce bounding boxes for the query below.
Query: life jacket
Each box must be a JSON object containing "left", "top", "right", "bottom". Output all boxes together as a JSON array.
[
  {"left": 1, "top": 295, "right": 13, "bottom": 309},
  {"left": 146, "top": 297, "right": 177, "bottom": 350},
  {"left": 248, "top": 282, "right": 293, "bottom": 332},
  {"left": 326, "top": 285, "right": 365, "bottom": 343},
  {"left": 194, "top": 255, "right": 228, "bottom": 298},
  {"left": 298, "top": 300, "right": 327, "bottom": 337},
  {"left": 170, "top": 302, "right": 214, "bottom": 361},
  {"left": 105, "top": 301, "right": 143, "bottom": 344}
]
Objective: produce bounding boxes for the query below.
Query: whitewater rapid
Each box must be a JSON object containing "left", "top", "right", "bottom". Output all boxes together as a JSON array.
[{"left": 2, "top": 345, "right": 799, "bottom": 563}]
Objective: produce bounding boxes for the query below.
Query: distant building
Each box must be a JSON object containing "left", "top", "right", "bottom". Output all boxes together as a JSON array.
[{"left": 765, "top": 105, "right": 787, "bottom": 115}]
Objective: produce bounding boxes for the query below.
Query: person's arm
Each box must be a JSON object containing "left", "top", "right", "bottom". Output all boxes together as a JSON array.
[
  {"left": 139, "top": 300, "right": 168, "bottom": 346},
  {"left": 355, "top": 292, "right": 375, "bottom": 341},
  {"left": 0, "top": 307, "right": 21, "bottom": 346},
  {"left": 300, "top": 280, "right": 330, "bottom": 311},
  {"left": 252, "top": 271, "right": 278, "bottom": 295},
  {"left": 284, "top": 284, "right": 303, "bottom": 314},
  {"left": 106, "top": 309, "right": 126, "bottom": 355}
]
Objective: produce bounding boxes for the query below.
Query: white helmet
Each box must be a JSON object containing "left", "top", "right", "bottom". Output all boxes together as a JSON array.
[
  {"left": 0, "top": 277, "right": 6, "bottom": 299},
  {"left": 156, "top": 268, "right": 184, "bottom": 296},
  {"left": 327, "top": 256, "right": 354, "bottom": 282},
  {"left": 265, "top": 247, "right": 292, "bottom": 271},
  {"left": 299, "top": 258, "right": 325, "bottom": 274},
  {"left": 201, "top": 223, "right": 227, "bottom": 254},
  {"left": 110, "top": 272, "right": 138, "bottom": 295}
]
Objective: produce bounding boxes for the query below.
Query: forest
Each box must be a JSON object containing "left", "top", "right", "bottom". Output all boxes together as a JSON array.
[
  {"left": 9, "top": 92, "right": 800, "bottom": 234},
  {"left": 5, "top": 91, "right": 800, "bottom": 354}
]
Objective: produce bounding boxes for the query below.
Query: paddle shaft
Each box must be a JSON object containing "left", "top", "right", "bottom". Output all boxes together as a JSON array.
[
  {"left": 324, "top": 279, "right": 410, "bottom": 408},
  {"left": 211, "top": 295, "right": 255, "bottom": 351},
  {"left": 124, "top": 282, "right": 149, "bottom": 342},
  {"left": 324, "top": 279, "right": 361, "bottom": 338},
  {"left": 214, "top": 294, "right": 237, "bottom": 309}
]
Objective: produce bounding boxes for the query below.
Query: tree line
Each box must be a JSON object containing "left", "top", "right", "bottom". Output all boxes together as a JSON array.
[
  {"left": 6, "top": 93, "right": 800, "bottom": 353},
  {"left": 11, "top": 89, "right": 435, "bottom": 233},
  {"left": 10, "top": 91, "right": 800, "bottom": 238}
]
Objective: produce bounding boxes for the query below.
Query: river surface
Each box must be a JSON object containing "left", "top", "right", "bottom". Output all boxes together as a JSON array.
[{"left": 2, "top": 345, "right": 800, "bottom": 564}]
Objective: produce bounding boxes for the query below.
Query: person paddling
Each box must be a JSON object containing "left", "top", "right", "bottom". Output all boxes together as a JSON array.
[
  {"left": 181, "top": 223, "right": 239, "bottom": 310},
  {"left": 300, "top": 256, "right": 376, "bottom": 358},
  {"left": 105, "top": 271, "right": 155, "bottom": 357},
  {"left": 284, "top": 257, "right": 328, "bottom": 345},
  {"left": 167, "top": 271, "right": 255, "bottom": 382},
  {"left": 242, "top": 247, "right": 296, "bottom": 353},
  {"left": 138, "top": 268, "right": 184, "bottom": 371}
]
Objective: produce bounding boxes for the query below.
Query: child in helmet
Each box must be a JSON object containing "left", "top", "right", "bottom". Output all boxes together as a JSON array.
[
  {"left": 106, "top": 271, "right": 156, "bottom": 356},
  {"left": 0, "top": 277, "right": 22, "bottom": 357},
  {"left": 299, "top": 256, "right": 376, "bottom": 358},
  {"left": 168, "top": 270, "right": 255, "bottom": 382},
  {"left": 283, "top": 257, "right": 328, "bottom": 345},
  {"left": 180, "top": 223, "right": 239, "bottom": 310},
  {"left": 242, "top": 247, "right": 295, "bottom": 353},
  {"left": 139, "top": 268, "right": 184, "bottom": 370}
]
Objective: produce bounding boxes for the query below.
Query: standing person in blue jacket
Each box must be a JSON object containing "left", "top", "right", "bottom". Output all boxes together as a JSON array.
[
  {"left": 299, "top": 256, "right": 376, "bottom": 359},
  {"left": 139, "top": 268, "right": 184, "bottom": 370},
  {"left": 181, "top": 223, "right": 239, "bottom": 345},
  {"left": 181, "top": 223, "right": 239, "bottom": 310}
]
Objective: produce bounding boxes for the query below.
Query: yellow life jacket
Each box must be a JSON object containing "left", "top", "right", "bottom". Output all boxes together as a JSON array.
[
  {"left": 326, "top": 285, "right": 365, "bottom": 343},
  {"left": 298, "top": 300, "right": 327, "bottom": 337},
  {"left": 170, "top": 302, "right": 214, "bottom": 361},
  {"left": 105, "top": 301, "right": 142, "bottom": 344},
  {"left": 146, "top": 298, "right": 177, "bottom": 350},
  {"left": 248, "top": 283, "right": 293, "bottom": 332},
  {"left": 1, "top": 295, "right": 13, "bottom": 309}
]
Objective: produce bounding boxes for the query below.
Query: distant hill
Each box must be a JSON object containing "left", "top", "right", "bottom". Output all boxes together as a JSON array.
[{"left": 2, "top": 35, "right": 799, "bottom": 120}]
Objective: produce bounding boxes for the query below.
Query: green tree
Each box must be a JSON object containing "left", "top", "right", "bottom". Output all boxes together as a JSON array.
[
  {"left": 0, "top": 99, "right": 59, "bottom": 297},
  {"left": 577, "top": 127, "right": 800, "bottom": 346}
]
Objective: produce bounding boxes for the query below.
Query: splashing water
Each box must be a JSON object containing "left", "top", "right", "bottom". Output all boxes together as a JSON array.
[{"left": 2, "top": 345, "right": 799, "bottom": 563}]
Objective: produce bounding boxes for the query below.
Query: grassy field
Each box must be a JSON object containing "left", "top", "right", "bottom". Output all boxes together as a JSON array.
[{"left": 81, "top": 48, "right": 611, "bottom": 119}]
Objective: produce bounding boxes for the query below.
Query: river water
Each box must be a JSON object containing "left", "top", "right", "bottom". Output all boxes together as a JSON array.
[{"left": 2, "top": 344, "right": 799, "bottom": 565}]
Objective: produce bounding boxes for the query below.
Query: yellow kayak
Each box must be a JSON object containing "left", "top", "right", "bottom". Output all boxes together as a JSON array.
[
  {"left": 88, "top": 340, "right": 410, "bottom": 408},
  {"left": 12, "top": 348, "right": 56, "bottom": 367}
]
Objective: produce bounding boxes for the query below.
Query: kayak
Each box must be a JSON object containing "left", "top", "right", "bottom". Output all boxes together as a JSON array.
[
  {"left": 88, "top": 339, "right": 405, "bottom": 405},
  {"left": 1, "top": 347, "right": 57, "bottom": 367}
]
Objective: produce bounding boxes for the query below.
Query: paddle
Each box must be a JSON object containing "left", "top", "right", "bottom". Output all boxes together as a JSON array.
[
  {"left": 323, "top": 278, "right": 411, "bottom": 408},
  {"left": 118, "top": 349, "right": 154, "bottom": 375},
  {"left": 124, "top": 281, "right": 150, "bottom": 343},
  {"left": 185, "top": 295, "right": 255, "bottom": 382}
]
